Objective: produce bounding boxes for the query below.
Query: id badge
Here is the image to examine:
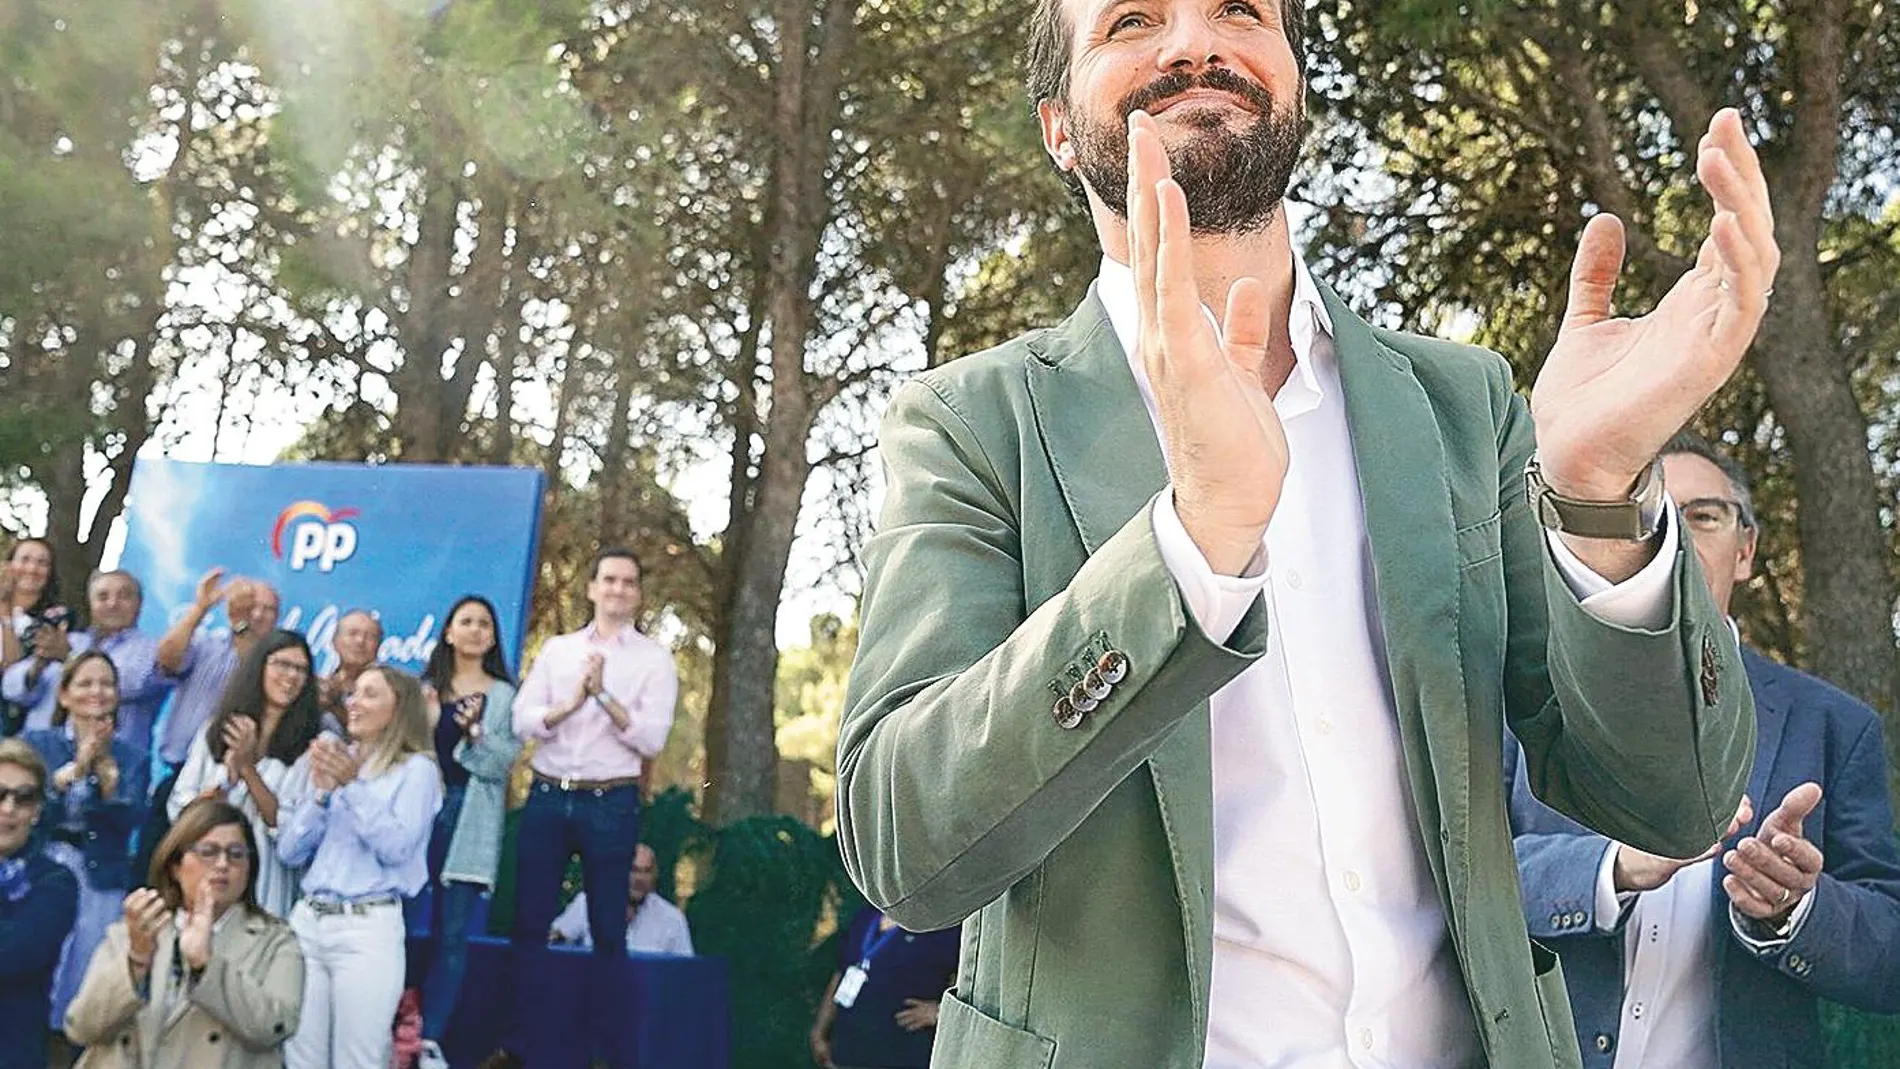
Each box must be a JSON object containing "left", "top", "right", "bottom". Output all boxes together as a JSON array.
[{"left": 834, "top": 964, "right": 869, "bottom": 1008}]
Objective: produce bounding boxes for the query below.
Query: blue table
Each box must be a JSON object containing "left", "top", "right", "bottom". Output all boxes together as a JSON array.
[{"left": 431, "top": 936, "right": 730, "bottom": 1069}]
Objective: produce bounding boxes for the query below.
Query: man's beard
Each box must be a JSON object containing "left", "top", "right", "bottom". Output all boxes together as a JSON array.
[{"left": 1068, "top": 67, "right": 1305, "bottom": 235}]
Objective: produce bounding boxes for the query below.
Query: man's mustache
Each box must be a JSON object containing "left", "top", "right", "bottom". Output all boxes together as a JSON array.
[{"left": 1119, "top": 67, "right": 1277, "bottom": 120}]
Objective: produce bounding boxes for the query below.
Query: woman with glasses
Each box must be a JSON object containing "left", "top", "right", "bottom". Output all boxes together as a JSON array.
[
  {"left": 168, "top": 631, "right": 325, "bottom": 917},
  {"left": 23, "top": 650, "right": 149, "bottom": 1030},
  {"left": 279, "top": 664, "right": 442, "bottom": 1069},
  {"left": 65, "top": 797, "right": 304, "bottom": 1069},
  {"left": 0, "top": 739, "right": 79, "bottom": 1069}
]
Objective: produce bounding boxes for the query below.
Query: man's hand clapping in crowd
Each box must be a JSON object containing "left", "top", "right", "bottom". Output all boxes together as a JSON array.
[{"left": 1724, "top": 782, "right": 1826, "bottom": 927}]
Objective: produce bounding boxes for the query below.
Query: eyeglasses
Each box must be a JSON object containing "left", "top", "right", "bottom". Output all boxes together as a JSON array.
[
  {"left": 188, "top": 842, "right": 252, "bottom": 865},
  {"left": 1681, "top": 497, "right": 1752, "bottom": 535},
  {"left": 264, "top": 658, "right": 311, "bottom": 678},
  {"left": 0, "top": 786, "right": 44, "bottom": 809}
]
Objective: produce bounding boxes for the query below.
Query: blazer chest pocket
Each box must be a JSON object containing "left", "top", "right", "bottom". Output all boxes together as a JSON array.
[
  {"left": 935, "top": 990, "right": 1056, "bottom": 1069},
  {"left": 1456, "top": 512, "right": 1503, "bottom": 570}
]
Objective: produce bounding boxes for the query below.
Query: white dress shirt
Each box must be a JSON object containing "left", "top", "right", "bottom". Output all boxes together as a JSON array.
[
  {"left": 549, "top": 891, "right": 697, "bottom": 956},
  {"left": 1094, "top": 250, "right": 1680, "bottom": 1069},
  {"left": 1588, "top": 621, "right": 1812, "bottom": 1069}
]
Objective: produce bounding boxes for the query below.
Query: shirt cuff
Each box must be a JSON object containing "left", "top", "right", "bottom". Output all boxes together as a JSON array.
[
  {"left": 1594, "top": 844, "right": 1635, "bottom": 932},
  {"left": 1730, "top": 890, "right": 1817, "bottom": 950},
  {"left": 1152, "top": 489, "right": 1268, "bottom": 643},
  {"left": 1543, "top": 501, "right": 1680, "bottom": 631}
]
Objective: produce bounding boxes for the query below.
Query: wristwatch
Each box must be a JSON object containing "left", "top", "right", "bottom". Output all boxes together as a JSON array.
[{"left": 1524, "top": 453, "right": 1667, "bottom": 541}]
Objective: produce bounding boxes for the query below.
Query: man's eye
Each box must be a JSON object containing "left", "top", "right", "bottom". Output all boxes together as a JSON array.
[
  {"left": 1110, "top": 12, "right": 1150, "bottom": 33},
  {"left": 1221, "top": 1, "right": 1261, "bottom": 17}
]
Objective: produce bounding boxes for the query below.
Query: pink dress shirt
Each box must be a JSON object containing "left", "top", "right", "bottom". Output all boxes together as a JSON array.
[{"left": 513, "top": 623, "right": 678, "bottom": 781}]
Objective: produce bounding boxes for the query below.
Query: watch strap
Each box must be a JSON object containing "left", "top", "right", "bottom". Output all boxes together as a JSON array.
[{"left": 1525, "top": 454, "right": 1666, "bottom": 541}]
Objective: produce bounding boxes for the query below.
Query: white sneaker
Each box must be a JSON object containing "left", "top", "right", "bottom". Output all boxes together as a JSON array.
[{"left": 417, "top": 1039, "right": 449, "bottom": 1069}]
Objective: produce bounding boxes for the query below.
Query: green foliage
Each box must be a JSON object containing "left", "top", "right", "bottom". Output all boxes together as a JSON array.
[{"left": 685, "top": 812, "right": 863, "bottom": 1069}]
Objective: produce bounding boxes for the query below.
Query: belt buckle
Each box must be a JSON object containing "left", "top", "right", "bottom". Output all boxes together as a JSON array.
[{"left": 559, "top": 775, "right": 576, "bottom": 791}]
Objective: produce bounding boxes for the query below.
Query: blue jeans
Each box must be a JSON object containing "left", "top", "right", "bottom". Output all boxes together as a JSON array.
[
  {"left": 509, "top": 779, "right": 642, "bottom": 1064},
  {"left": 409, "top": 784, "right": 491, "bottom": 1040}
]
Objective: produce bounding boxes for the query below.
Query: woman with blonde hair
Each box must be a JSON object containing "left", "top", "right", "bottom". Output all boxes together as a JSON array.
[
  {"left": 278, "top": 664, "right": 441, "bottom": 1069},
  {"left": 64, "top": 798, "right": 304, "bottom": 1068},
  {"left": 23, "top": 650, "right": 148, "bottom": 1029}
]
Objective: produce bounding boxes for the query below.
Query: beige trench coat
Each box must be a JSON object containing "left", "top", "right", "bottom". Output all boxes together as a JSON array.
[{"left": 65, "top": 909, "right": 304, "bottom": 1069}]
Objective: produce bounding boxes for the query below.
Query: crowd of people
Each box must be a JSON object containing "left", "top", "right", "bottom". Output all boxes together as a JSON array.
[{"left": 0, "top": 545, "right": 717, "bottom": 1069}]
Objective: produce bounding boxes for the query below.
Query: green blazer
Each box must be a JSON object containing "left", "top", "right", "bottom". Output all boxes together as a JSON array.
[{"left": 837, "top": 287, "right": 1755, "bottom": 1069}]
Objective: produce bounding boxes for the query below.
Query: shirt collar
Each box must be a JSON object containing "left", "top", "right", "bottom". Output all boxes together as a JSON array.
[
  {"left": 1094, "top": 240, "right": 1335, "bottom": 421},
  {"left": 586, "top": 621, "right": 637, "bottom": 647}
]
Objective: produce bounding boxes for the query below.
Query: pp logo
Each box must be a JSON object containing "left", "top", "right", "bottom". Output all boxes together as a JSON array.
[{"left": 271, "top": 501, "right": 362, "bottom": 573}]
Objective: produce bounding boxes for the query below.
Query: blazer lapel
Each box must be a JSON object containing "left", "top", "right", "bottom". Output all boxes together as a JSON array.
[
  {"left": 1327, "top": 285, "right": 1465, "bottom": 901},
  {"left": 1025, "top": 288, "right": 1216, "bottom": 1021}
]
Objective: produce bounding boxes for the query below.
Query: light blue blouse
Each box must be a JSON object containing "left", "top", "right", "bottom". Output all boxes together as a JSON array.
[{"left": 278, "top": 752, "right": 442, "bottom": 901}]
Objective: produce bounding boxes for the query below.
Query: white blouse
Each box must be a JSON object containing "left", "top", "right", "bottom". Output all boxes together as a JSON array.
[{"left": 168, "top": 727, "right": 316, "bottom": 918}]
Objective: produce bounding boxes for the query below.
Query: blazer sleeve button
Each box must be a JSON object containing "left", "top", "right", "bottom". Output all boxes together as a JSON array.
[
  {"left": 1097, "top": 650, "right": 1129, "bottom": 685},
  {"left": 1080, "top": 669, "right": 1111, "bottom": 701},
  {"left": 1067, "top": 682, "right": 1100, "bottom": 714},
  {"left": 1052, "top": 697, "right": 1084, "bottom": 730}
]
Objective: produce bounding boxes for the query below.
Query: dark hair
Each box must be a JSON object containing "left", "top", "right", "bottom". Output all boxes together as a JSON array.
[
  {"left": 206, "top": 629, "right": 324, "bottom": 765},
  {"left": 422, "top": 595, "right": 515, "bottom": 692},
  {"left": 1023, "top": 0, "right": 1309, "bottom": 202},
  {"left": 150, "top": 798, "right": 264, "bottom": 915},
  {"left": 1661, "top": 432, "right": 1757, "bottom": 529},
  {"left": 51, "top": 649, "right": 120, "bottom": 729},
  {"left": 591, "top": 547, "right": 643, "bottom": 582},
  {"left": 1023, "top": 0, "right": 1309, "bottom": 109},
  {"left": 7, "top": 537, "right": 60, "bottom": 616}
]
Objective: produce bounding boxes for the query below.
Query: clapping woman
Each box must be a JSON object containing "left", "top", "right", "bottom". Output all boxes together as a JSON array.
[
  {"left": 413, "top": 595, "right": 520, "bottom": 1053},
  {"left": 64, "top": 798, "right": 304, "bottom": 1068},
  {"left": 168, "top": 631, "right": 324, "bottom": 916},
  {"left": 278, "top": 664, "right": 442, "bottom": 1069},
  {"left": 23, "top": 650, "right": 149, "bottom": 1030}
]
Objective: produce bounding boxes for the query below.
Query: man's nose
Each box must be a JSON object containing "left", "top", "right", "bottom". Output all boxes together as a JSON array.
[{"left": 1156, "top": 10, "right": 1223, "bottom": 73}]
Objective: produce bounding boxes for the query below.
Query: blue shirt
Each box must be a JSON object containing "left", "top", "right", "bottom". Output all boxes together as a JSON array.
[
  {"left": 279, "top": 752, "right": 442, "bottom": 900},
  {"left": 0, "top": 846, "right": 78, "bottom": 1069},
  {"left": 156, "top": 631, "right": 241, "bottom": 765},
  {"left": 830, "top": 908, "right": 960, "bottom": 1069},
  {"left": 0, "top": 628, "right": 171, "bottom": 750}
]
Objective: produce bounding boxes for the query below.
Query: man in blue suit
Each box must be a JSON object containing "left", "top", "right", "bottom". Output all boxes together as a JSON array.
[{"left": 1509, "top": 432, "right": 1900, "bottom": 1067}]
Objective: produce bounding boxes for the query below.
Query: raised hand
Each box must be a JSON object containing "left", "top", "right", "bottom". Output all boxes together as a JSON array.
[
  {"left": 1125, "top": 110, "right": 1289, "bottom": 576},
  {"left": 1616, "top": 794, "right": 1754, "bottom": 892},
  {"left": 122, "top": 888, "right": 171, "bottom": 966},
  {"left": 1725, "top": 782, "right": 1824, "bottom": 924},
  {"left": 454, "top": 694, "right": 486, "bottom": 741},
  {"left": 192, "top": 568, "right": 231, "bottom": 611},
  {"left": 179, "top": 880, "right": 216, "bottom": 970},
  {"left": 1531, "top": 108, "right": 1780, "bottom": 505}
]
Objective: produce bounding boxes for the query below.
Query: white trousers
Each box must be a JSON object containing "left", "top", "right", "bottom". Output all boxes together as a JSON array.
[{"left": 285, "top": 900, "right": 407, "bottom": 1069}]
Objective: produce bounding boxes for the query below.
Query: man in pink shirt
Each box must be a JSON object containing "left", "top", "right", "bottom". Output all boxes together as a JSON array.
[{"left": 499, "top": 548, "right": 677, "bottom": 1069}]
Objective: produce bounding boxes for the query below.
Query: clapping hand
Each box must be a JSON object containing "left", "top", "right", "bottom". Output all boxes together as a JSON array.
[
  {"left": 1615, "top": 794, "right": 1753, "bottom": 892},
  {"left": 1124, "top": 110, "right": 1288, "bottom": 576},
  {"left": 583, "top": 653, "right": 606, "bottom": 697},
  {"left": 1724, "top": 782, "right": 1824, "bottom": 926},
  {"left": 221, "top": 716, "right": 261, "bottom": 774},
  {"left": 453, "top": 694, "right": 486, "bottom": 742},
  {"left": 32, "top": 621, "right": 70, "bottom": 662},
  {"left": 178, "top": 880, "right": 217, "bottom": 970},
  {"left": 123, "top": 888, "right": 172, "bottom": 967},
  {"left": 311, "top": 736, "right": 360, "bottom": 790},
  {"left": 1530, "top": 108, "right": 1780, "bottom": 507}
]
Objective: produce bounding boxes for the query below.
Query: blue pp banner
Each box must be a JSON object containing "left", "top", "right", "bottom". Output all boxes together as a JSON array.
[{"left": 115, "top": 459, "right": 544, "bottom": 675}]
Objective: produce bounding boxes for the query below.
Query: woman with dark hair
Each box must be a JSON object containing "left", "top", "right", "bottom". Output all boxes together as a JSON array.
[
  {"left": 411, "top": 596, "right": 521, "bottom": 1055},
  {"left": 280, "top": 664, "right": 441, "bottom": 1069},
  {"left": 23, "top": 650, "right": 149, "bottom": 1028},
  {"left": 65, "top": 798, "right": 304, "bottom": 1069},
  {"left": 0, "top": 738, "right": 79, "bottom": 1069},
  {"left": 1, "top": 536, "right": 66, "bottom": 681},
  {"left": 167, "top": 630, "right": 325, "bottom": 916}
]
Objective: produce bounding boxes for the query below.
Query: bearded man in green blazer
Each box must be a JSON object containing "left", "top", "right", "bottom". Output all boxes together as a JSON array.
[{"left": 836, "top": 2, "right": 1780, "bottom": 1067}]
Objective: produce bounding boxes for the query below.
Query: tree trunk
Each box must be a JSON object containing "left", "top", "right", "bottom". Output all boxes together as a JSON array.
[{"left": 701, "top": 0, "right": 858, "bottom": 823}]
